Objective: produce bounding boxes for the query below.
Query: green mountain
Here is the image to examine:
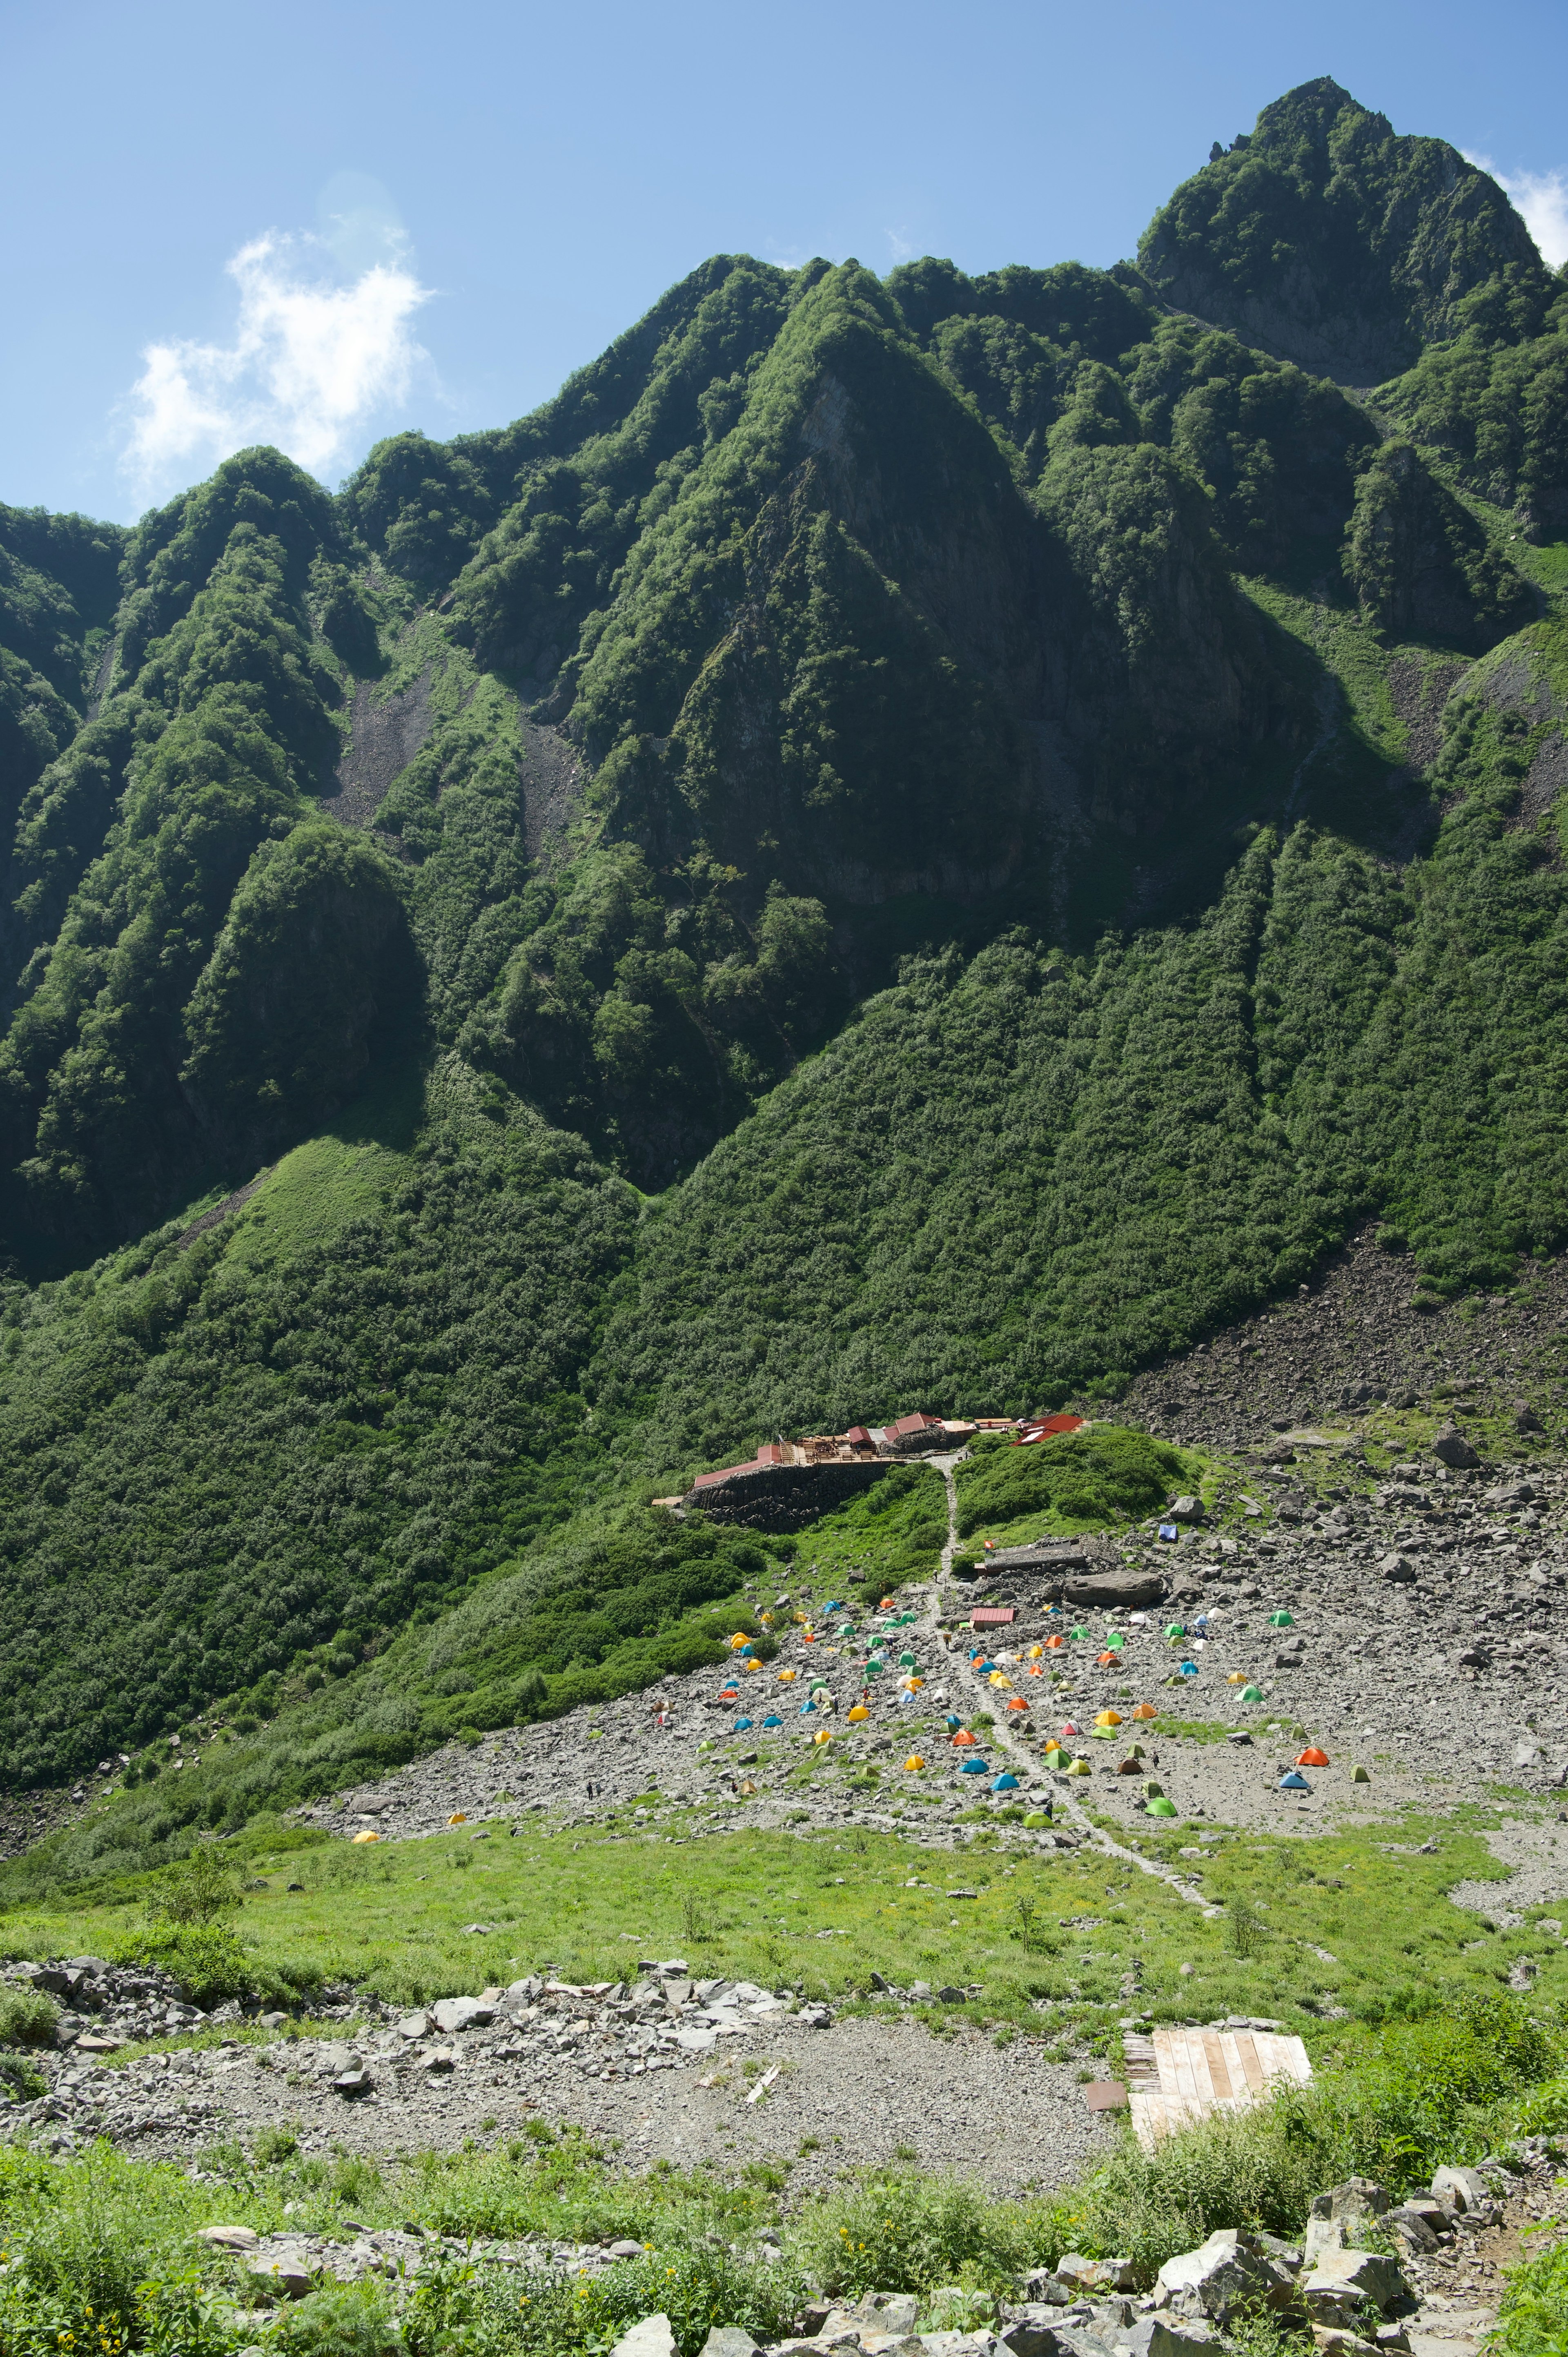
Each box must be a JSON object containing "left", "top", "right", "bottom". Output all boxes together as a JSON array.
[
  {"left": 2, "top": 77, "right": 1567, "bottom": 1846},
  {"left": 1139, "top": 75, "right": 1549, "bottom": 383}
]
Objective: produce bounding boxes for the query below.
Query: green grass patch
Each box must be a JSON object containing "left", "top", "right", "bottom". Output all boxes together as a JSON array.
[
  {"left": 954, "top": 1427, "right": 1189, "bottom": 1545},
  {"left": 1, "top": 1812, "right": 1557, "bottom": 2040}
]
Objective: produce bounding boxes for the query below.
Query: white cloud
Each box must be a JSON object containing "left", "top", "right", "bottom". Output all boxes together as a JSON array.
[
  {"left": 1466, "top": 152, "right": 1568, "bottom": 270},
  {"left": 885, "top": 226, "right": 914, "bottom": 263},
  {"left": 121, "top": 225, "right": 433, "bottom": 505}
]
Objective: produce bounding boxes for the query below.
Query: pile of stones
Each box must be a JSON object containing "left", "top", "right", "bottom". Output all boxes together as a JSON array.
[{"left": 1, "top": 1956, "right": 829, "bottom": 2155}]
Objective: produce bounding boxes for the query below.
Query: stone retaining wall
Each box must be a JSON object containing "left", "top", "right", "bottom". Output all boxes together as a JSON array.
[{"left": 687, "top": 1461, "right": 891, "bottom": 1532}]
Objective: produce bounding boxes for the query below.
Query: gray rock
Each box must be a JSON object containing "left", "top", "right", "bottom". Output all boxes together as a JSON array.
[
  {"left": 1063, "top": 1571, "right": 1169, "bottom": 1610},
  {"left": 1154, "top": 2232, "right": 1278, "bottom": 2324},
  {"left": 1303, "top": 2250, "right": 1408, "bottom": 2322},
  {"left": 1000, "top": 2321, "right": 1065, "bottom": 2357},
  {"left": 701, "top": 2331, "right": 760, "bottom": 2357},
  {"left": 396, "top": 2011, "right": 431, "bottom": 2040},
  {"left": 1384, "top": 2208, "right": 1439, "bottom": 2255},
  {"left": 1310, "top": 2180, "right": 1390, "bottom": 2225},
  {"left": 431, "top": 1996, "right": 495, "bottom": 2034},
  {"left": 1430, "top": 2165, "right": 1490, "bottom": 2214},
  {"left": 1303, "top": 2218, "right": 1345, "bottom": 2267},
  {"left": 611, "top": 2318, "right": 678, "bottom": 2357},
  {"left": 1056, "top": 2257, "right": 1137, "bottom": 2295},
  {"left": 247, "top": 2257, "right": 313, "bottom": 2301},
  {"left": 1112, "top": 2322, "right": 1215, "bottom": 2357},
  {"left": 1431, "top": 1427, "right": 1480, "bottom": 1471},
  {"left": 858, "top": 2296, "right": 921, "bottom": 2336}
]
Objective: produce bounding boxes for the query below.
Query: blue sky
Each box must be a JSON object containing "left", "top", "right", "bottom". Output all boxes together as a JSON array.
[{"left": 4, "top": 0, "right": 1567, "bottom": 525}]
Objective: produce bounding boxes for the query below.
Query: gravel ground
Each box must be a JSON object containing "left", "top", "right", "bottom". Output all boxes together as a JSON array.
[{"left": 20, "top": 1991, "right": 1110, "bottom": 2196}]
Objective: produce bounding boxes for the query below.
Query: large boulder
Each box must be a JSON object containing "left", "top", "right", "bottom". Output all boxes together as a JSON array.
[
  {"left": 431, "top": 1996, "right": 496, "bottom": 2034},
  {"left": 1310, "top": 2179, "right": 1391, "bottom": 2226},
  {"left": 1062, "top": 1570, "right": 1169, "bottom": 1610},
  {"left": 1431, "top": 2165, "right": 1494, "bottom": 2217},
  {"left": 1302, "top": 2249, "right": 1408, "bottom": 2324},
  {"left": 611, "top": 2320, "right": 678, "bottom": 2357},
  {"left": 1055, "top": 2254, "right": 1138, "bottom": 2294},
  {"left": 1154, "top": 2231, "right": 1285, "bottom": 2323},
  {"left": 1115, "top": 2321, "right": 1217, "bottom": 2357},
  {"left": 699, "top": 2332, "right": 760, "bottom": 2357},
  {"left": 1431, "top": 1425, "right": 1480, "bottom": 1470}
]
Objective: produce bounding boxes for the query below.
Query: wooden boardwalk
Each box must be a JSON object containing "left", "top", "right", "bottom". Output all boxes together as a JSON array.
[{"left": 1122, "top": 2024, "right": 1312, "bottom": 2151}]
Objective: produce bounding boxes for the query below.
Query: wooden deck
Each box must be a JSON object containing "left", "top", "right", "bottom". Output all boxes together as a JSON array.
[{"left": 1123, "top": 2024, "right": 1312, "bottom": 2151}]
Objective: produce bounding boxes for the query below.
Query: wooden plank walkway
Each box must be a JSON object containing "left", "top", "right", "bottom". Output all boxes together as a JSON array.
[{"left": 1127, "top": 2025, "right": 1311, "bottom": 2151}]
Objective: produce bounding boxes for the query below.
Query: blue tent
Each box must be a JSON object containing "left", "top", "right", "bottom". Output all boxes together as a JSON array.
[
  {"left": 991, "top": 1772, "right": 1020, "bottom": 1792},
  {"left": 960, "top": 1757, "right": 990, "bottom": 1775},
  {"left": 733, "top": 1717, "right": 753, "bottom": 1732},
  {"left": 1278, "top": 1769, "right": 1312, "bottom": 1792},
  {"left": 762, "top": 1715, "right": 782, "bottom": 1728}
]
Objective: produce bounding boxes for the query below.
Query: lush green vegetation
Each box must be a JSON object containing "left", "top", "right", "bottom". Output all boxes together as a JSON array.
[
  {"left": 953, "top": 1427, "right": 1187, "bottom": 1541},
  {"left": 1, "top": 76, "right": 1568, "bottom": 1797},
  {"left": 1139, "top": 76, "right": 1548, "bottom": 381}
]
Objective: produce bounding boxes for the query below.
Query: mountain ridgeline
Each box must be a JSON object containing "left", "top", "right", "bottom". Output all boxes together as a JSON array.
[{"left": 2, "top": 73, "right": 1568, "bottom": 1827}]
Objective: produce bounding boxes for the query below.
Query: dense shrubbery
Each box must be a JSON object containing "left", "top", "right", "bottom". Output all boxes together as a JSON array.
[
  {"left": 1343, "top": 441, "right": 1533, "bottom": 647},
  {"left": 954, "top": 1427, "right": 1188, "bottom": 1539}
]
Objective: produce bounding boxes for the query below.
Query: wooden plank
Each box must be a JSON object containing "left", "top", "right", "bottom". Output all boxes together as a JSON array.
[
  {"left": 1169, "top": 2028, "right": 1205, "bottom": 2113},
  {"left": 1254, "top": 2031, "right": 1312, "bottom": 2085},
  {"left": 1216, "top": 2030, "right": 1251, "bottom": 2107},
  {"left": 1200, "top": 2028, "right": 1234, "bottom": 2103},
  {"left": 1232, "top": 2031, "right": 1268, "bottom": 2092}
]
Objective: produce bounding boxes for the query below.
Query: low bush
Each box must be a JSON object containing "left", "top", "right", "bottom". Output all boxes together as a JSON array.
[
  {"left": 0, "top": 1985, "right": 59, "bottom": 2047},
  {"left": 1492, "top": 2233, "right": 1568, "bottom": 2357},
  {"left": 786, "top": 2170, "right": 1037, "bottom": 2296},
  {"left": 0, "top": 2142, "right": 214, "bottom": 2354},
  {"left": 0, "top": 2048, "right": 47, "bottom": 2099},
  {"left": 1512, "top": 2076, "right": 1568, "bottom": 2138},
  {"left": 273, "top": 2279, "right": 405, "bottom": 2356}
]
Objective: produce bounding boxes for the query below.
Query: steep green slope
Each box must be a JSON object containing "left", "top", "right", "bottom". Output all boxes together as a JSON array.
[
  {"left": 1140, "top": 76, "right": 1548, "bottom": 383},
  {"left": 1, "top": 76, "right": 1566, "bottom": 1804}
]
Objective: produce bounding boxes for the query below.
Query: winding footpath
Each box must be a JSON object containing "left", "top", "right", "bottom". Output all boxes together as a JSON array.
[{"left": 928, "top": 1451, "right": 1221, "bottom": 1914}]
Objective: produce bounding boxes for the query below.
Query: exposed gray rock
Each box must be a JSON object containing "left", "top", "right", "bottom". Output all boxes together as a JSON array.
[
  {"left": 1303, "top": 2250, "right": 1409, "bottom": 2322},
  {"left": 611, "top": 2318, "right": 678, "bottom": 2357},
  {"left": 1154, "top": 2232, "right": 1283, "bottom": 2324}
]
